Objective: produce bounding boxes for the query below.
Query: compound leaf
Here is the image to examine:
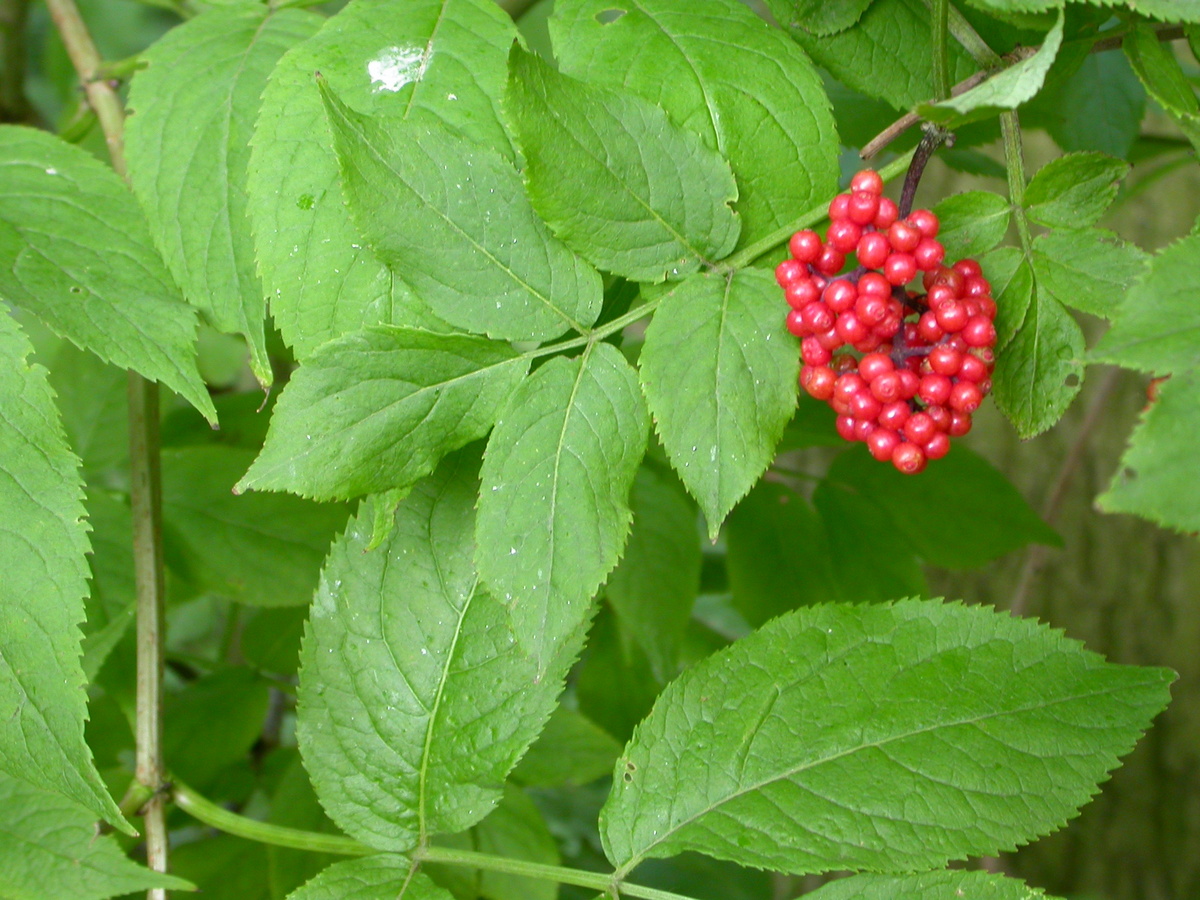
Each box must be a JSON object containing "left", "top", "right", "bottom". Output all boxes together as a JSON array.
[
  {"left": 550, "top": 0, "right": 838, "bottom": 248},
  {"left": 1032, "top": 228, "right": 1147, "bottom": 320},
  {"left": 0, "top": 126, "right": 214, "bottom": 421},
  {"left": 504, "top": 45, "right": 740, "bottom": 282},
  {"left": 288, "top": 857, "right": 443, "bottom": 900},
  {"left": 0, "top": 774, "right": 192, "bottom": 900},
  {"left": 0, "top": 313, "right": 129, "bottom": 834},
  {"left": 249, "top": 0, "right": 516, "bottom": 356},
  {"left": 981, "top": 245, "right": 1034, "bottom": 351},
  {"left": 238, "top": 326, "right": 528, "bottom": 501},
  {"left": 600, "top": 599, "right": 1174, "bottom": 876},
  {"left": 1023, "top": 152, "right": 1129, "bottom": 228},
  {"left": 802, "top": 870, "right": 1063, "bottom": 900},
  {"left": 1099, "top": 370, "right": 1200, "bottom": 533},
  {"left": 1091, "top": 235, "right": 1200, "bottom": 375},
  {"left": 297, "top": 452, "right": 571, "bottom": 851},
  {"left": 639, "top": 268, "right": 798, "bottom": 537},
  {"left": 318, "top": 80, "right": 601, "bottom": 340},
  {"left": 933, "top": 191, "right": 1011, "bottom": 260},
  {"left": 126, "top": 5, "right": 321, "bottom": 385},
  {"left": 476, "top": 342, "right": 649, "bottom": 674}
]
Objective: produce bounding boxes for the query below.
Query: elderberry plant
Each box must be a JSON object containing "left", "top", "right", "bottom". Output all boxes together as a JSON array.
[{"left": 0, "top": 0, "right": 1196, "bottom": 898}]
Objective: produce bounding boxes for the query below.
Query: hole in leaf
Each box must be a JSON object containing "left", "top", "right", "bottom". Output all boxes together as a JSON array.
[
  {"left": 595, "top": 8, "right": 627, "bottom": 24},
  {"left": 622, "top": 761, "right": 637, "bottom": 783},
  {"left": 1065, "top": 373, "right": 1080, "bottom": 387},
  {"left": 1123, "top": 467, "right": 1138, "bottom": 482},
  {"left": 69, "top": 286, "right": 82, "bottom": 294}
]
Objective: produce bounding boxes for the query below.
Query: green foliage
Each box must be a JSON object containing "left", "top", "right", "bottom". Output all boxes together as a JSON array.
[
  {"left": 287, "top": 857, "right": 435, "bottom": 900},
  {"left": 125, "top": 5, "right": 321, "bottom": 385},
  {"left": 802, "top": 870, "right": 1061, "bottom": 900},
  {"left": 503, "top": 46, "right": 740, "bottom": 282},
  {"left": 639, "top": 269, "right": 798, "bottom": 537},
  {"left": 0, "top": 313, "right": 128, "bottom": 833},
  {"left": 0, "top": 126, "right": 214, "bottom": 420},
  {"left": 1024, "top": 153, "right": 1130, "bottom": 228},
  {"left": 933, "top": 190, "right": 1012, "bottom": 259},
  {"left": 476, "top": 342, "right": 648, "bottom": 673},
  {"left": 0, "top": 774, "right": 192, "bottom": 899},
  {"left": 601, "top": 599, "right": 1173, "bottom": 875}
]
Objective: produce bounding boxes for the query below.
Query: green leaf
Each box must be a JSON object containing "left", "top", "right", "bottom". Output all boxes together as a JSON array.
[
  {"left": 288, "top": 857, "right": 445, "bottom": 900},
  {"left": 992, "top": 285, "right": 1085, "bottom": 439},
  {"left": 0, "top": 313, "right": 130, "bottom": 834},
  {"left": 1099, "top": 370, "right": 1200, "bottom": 533},
  {"left": 932, "top": 191, "right": 1012, "bottom": 260},
  {"left": 549, "top": 0, "right": 838, "bottom": 248},
  {"left": 810, "top": 478, "right": 926, "bottom": 604},
  {"left": 0, "top": 126, "right": 214, "bottom": 421},
  {"left": 639, "top": 268, "right": 798, "bottom": 537},
  {"left": 238, "top": 326, "right": 528, "bottom": 501},
  {"left": 511, "top": 706, "right": 622, "bottom": 787},
  {"left": 298, "top": 452, "right": 570, "bottom": 850},
  {"left": 981, "top": 245, "right": 1034, "bottom": 351},
  {"left": 803, "top": 870, "right": 1063, "bottom": 900},
  {"left": 249, "top": 0, "right": 516, "bottom": 356},
  {"left": 503, "top": 45, "right": 740, "bottom": 282},
  {"left": 605, "top": 465, "right": 701, "bottom": 681},
  {"left": 1125, "top": 24, "right": 1200, "bottom": 117},
  {"left": 125, "top": 5, "right": 321, "bottom": 385},
  {"left": 824, "top": 445, "right": 1061, "bottom": 569},
  {"left": 725, "top": 480, "right": 841, "bottom": 627},
  {"left": 1091, "top": 235, "right": 1200, "bottom": 375},
  {"left": 45, "top": 343, "right": 129, "bottom": 476},
  {"left": 476, "top": 342, "right": 649, "bottom": 674},
  {"left": 600, "top": 598, "right": 1175, "bottom": 876},
  {"left": 760, "top": 0, "right": 873, "bottom": 35},
  {"left": 1032, "top": 228, "right": 1148, "bottom": 320},
  {"left": 0, "top": 773, "right": 192, "bottom": 900},
  {"left": 163, "top": 668, "right": 271, "bottom": 788},
  {"left": 1023, "top": 152, "right": 1129, "bottom": 228},
  {"left": 576, "top": 610, "right": 663, "bottom": 742},
  {"left": 318, "top": 81, "right": 600, "bottom": 341},
  {"left": 782, "top": 0, "right": 976, "bottom": 111},
  {"left": 1029, "top": 51, "right": 1144, "bottom": 159},
  {"left": 921, "top": 12, "right": 1063, "bottom": 125},
  {"left": 163, "top": 446, "right": 348, "bottom": 606}
]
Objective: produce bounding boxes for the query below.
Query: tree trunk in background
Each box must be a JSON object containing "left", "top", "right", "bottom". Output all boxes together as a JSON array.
[{"left": 923, "top": 144, "right": 1200, "bottom": 900}]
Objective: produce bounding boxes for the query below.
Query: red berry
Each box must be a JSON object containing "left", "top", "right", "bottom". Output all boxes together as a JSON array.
[
  {"left": 949, "top": 411, "right": 972, "bottom": 437},
  {"left": 957, "top": 353, "right": 989, "bottom": 383},
  {"left": 976, "top": 295, "right": 998, "bottom": 319},
  {"left": 829, "top": 193, "right": 851, "bottom": 221},
  {"left": 871, "top": 371, "right": 903, "bottom": 403},
  {"left": 801, "top": 336, "right": 831, "bottom": 366},
  {"left": 827, "top": 220, "right": 862, "bottom": 253},
  {"left": 867, "top": 428, "right": 901, "bottom": 461},
  {"left": 949, "top": 381, "right": 983, "bottom": 413},
  {"left": 836, "top": 312, "right": 870, "bottom": 344},
  {"left": 816, "top": 327, "right": 842, "bottom": 350},
  {"left": 801, "top": 364, "right": 836, "bottom": 400},
  {"left": 878, "top": 400, "right": 911, "bottom": 430},
  {"left": 962, "top": 316, "right": 996, "bottom": 347},
  {"left": 776, "top": 259, "right": 805, "bottom": 287},
  {"left": 917, "top": 310, "right": 943, "bottom": 343},
  {"left": 925, "top": 266, "right": 965, "bottom": 296},
  {"left": 853, "top": 418, "right": 876, "bottom": 441},
  {"left": 952, "top": 259, "right": 982, "bottom": 279},
  {"left": 928, "top": 344, "right": 962, "bottom": 376},
  {"left": 918, "top": 373, "right": 952, "bottom": 406},
  {"left": 800, "top": 302, "right": 834, "bottom": 333},
  {"left": 858, "top": 352, "right": 894, "bottom": 381},
  {"left": 785, "top": 309, "right": 807, "bottom": 337},
  {"left": 874, "top": 197, "right": 899, "bottom": 230},
  {"left": 892, "top": 442, "right": 927, "bottom": 475},
  {"left": 908, "top": 209, "right": 939, "bottom": 237},
  {"left": 935, "top": 300, "right": 969, "bottom": 333},
  {"left": 887, "top": 221, "right": 921, "bottom": 253},
  {"left": 815, "top": 245, "right": 846, "bottom": 275},
  {"left": 896, "top": 369, "right": 921, "bottom": 399},
  {"left": 904, "top": 411, "right": 936, "bottom": 444},
  {"left": 858, "top": 271, "right": 891, "bottom": 297},
  {"left": 851, "top": 170, "right": 884, "bottom": 195},
  {"left": 856, "top": 232, "right": 891, "bottom": 269},
  {"left": 847, "top": 190, "right": 881, "bottom": 226},
  {"left": 964, "top": 275, "right": 991, "bottom": 298},
  {"left": 924, "top": 432, "right": 951, "bottom": 460},
  {"left": 785, "top": 278, "right": 821, "bottom": 308},
  {"left": 789, "top": 229, "right": 822, "bottom": 263},
  {"left": 833, "top": 373, "right": 866, "bottom": 405},
  {"left": 913, "top": 238, "right": 945, "bottom": 271},
  {"left": 849, "top": 390, "right": 882, "bottom": 421},
  {"left": 884, "top": 253, "right": 918, "bottom": 286},
  {"left": 833, "top": 353, "right": 858, "bottom": 372},
  {"left": 925, "top": 404, "right": 951, "bottom": 433},
  {"left": 856, "top": 293, "right": 889, "bottom": 327},
  {"left": 823, "top": 280, "right": 857, "bottom": 313},
  {"left": 836, "top": 415, "right": 857, "bottom": 441}
]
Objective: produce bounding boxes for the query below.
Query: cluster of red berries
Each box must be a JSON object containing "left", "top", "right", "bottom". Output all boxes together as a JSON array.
[{"left": 777, "top": 170, "right": 998, "bottom": 474}]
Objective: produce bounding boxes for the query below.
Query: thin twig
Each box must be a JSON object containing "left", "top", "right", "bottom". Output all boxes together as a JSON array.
[
  {"left": 1009, "top": 368, "right": 1124, "bottom": 616},
  {"left": 898, "top": 125, "right": 953, "bottom": 218},
  {"left": 862, "top": 70, "right": 986, "bottom": 159},
  {"left": 43, "top": 0, "right": 170, "bottom": 894}
]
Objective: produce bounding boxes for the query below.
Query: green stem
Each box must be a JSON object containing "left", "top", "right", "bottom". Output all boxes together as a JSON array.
[
  {"left": 939, "top": 0, "right": 1001, "bottom": 67},
  {"left": 1000, "top": 110, "right": 1033, "bottom": 253},
  {"left": 931, "top": 0, "right": 951, "bottom": 100},
  {"left": 173, "top": 781, "right": 374, "bottom": 856},
  {"left": 721, "top": 149, "right": 916, "bottom": 272}
]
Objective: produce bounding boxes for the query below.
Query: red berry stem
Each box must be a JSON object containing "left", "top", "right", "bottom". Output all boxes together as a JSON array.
[{"left": 897, "top": 124, "right": 954, "bottom": 219}]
